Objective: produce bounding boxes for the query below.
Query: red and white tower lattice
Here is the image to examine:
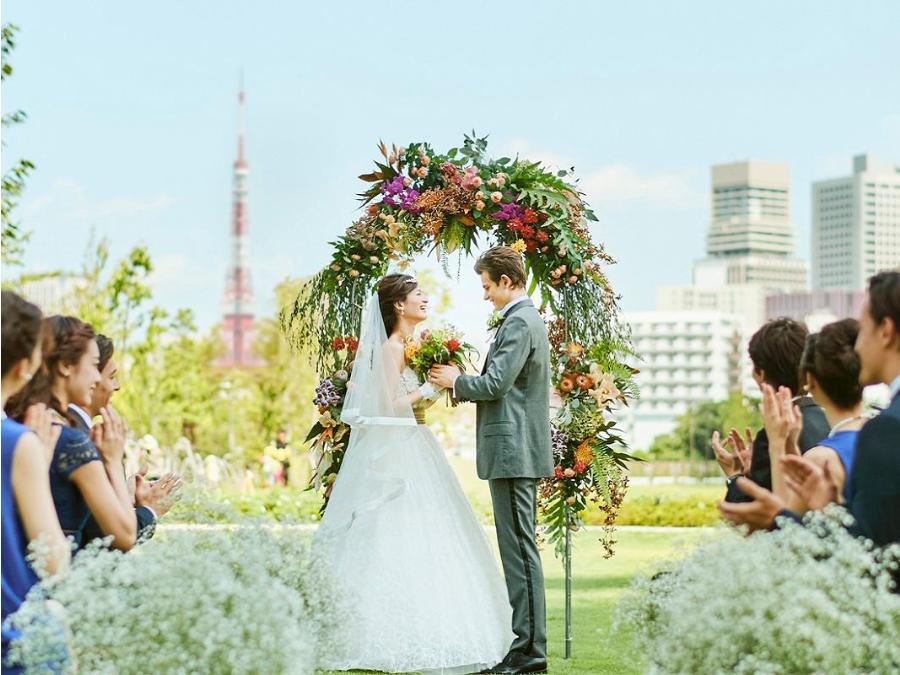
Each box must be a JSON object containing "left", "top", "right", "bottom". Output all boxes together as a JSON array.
[{"left": 218, "top": 85, "right": 261, "bottom": 368}]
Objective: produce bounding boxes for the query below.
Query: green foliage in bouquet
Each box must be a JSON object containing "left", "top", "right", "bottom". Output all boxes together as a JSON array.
[{"left": 405, "top": 326, "right": 478, "bottom": 383}]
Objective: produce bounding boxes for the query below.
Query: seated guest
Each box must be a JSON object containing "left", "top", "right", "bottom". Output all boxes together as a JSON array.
[
  {"left": 5, "top": 317, "right": 137, "bottom": 551},
  {"left": 1, "top": 292, "right": 70, "bottom": 672},
  {"left": 74, "top": 334, "right": 180, "bottom": 547},
  {"left": 719, "top": 271, "right": 900, "bottom": 547},
  {"left": 714, "top": 318, "right": 831, "bottom": 503}
]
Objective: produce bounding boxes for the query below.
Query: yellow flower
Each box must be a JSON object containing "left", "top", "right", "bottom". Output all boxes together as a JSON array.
[
  {"left": 404, "top": 337, "right": 420, "bottom": 360},
  {"left": 510, "top": 239, "right": 527, "bottom": 253},
  {"left": 575, "top": 440, "right": 594, "bottom": 465}
]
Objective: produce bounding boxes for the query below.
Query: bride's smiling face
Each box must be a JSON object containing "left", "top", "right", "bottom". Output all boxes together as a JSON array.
[{"left": 397, "top": 286, "right": 429, "bottom": 323}]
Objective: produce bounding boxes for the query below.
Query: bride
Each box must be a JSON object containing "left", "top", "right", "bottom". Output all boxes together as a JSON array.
[{"left": 314, "top": 273, "right": 513, "bottom": 674}]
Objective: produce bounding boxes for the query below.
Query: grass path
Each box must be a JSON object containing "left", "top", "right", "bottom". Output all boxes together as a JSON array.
[{"left": 321, "top": 528, "right": 711, "bottom": 675}]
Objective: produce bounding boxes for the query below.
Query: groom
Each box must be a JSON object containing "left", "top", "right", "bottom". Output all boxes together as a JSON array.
[{"left": 430, "top": 246, "right": 553, "bottom": 675}]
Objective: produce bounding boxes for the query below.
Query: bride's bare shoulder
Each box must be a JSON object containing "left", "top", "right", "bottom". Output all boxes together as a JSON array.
[{"left": 386, "top": 337, "right": 407, "bottom": 370}]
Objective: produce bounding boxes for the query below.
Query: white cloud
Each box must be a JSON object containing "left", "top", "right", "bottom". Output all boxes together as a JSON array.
[
  {"left": 581, "top": 163, "right": 704, "bottom": 210},
  {"left": 497, "top": 139, "right": 572, "bottom": 171},
  {"left": 23, "top": 179, "right": 174, "bottom": 224}
]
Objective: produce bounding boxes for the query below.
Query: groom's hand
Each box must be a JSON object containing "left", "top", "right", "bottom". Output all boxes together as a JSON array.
[{"left": 429, "top": 364, "right": 461, "bottom": 389}]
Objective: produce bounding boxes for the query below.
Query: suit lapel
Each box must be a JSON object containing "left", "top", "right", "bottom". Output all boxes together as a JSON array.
[{"left": 481, "top": 299, "right": 533, "bottom": 374}]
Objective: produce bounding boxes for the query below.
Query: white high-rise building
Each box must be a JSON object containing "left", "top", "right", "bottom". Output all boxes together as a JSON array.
[
  {"left": 616, "top": 311, "right": 749, "bottom": 451},
  {"left": 18, "top": 274, "right": 87, "bottom": 315},
  {"left": 700, "top": 160, "right": 808, "bottom": 291},
  {"left": 812, "top": 153, "right": 900, "bottom": 291}
]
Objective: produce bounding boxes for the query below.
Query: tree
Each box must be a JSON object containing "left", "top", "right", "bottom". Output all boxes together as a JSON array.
[
  {"left": 648, "top": 392, "right": 761, "bottom": 460},
  {"left": 1, "top": 23, "right": 36, "bottom": 266}
]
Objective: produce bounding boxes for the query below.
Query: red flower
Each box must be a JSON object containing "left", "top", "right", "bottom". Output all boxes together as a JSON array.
[
  {"left": 523, "top": 208, "right": 538, "bottom": 225},
  {"left": 345, "top": 336, "right": 359, "bottom": 352},
  {"left": 526, "top": 241, "right": 538, "bottom": 252},
  {"left": 554, "top": 466, "right": 565, "bottom": 479},
  {"left": 536, "top": 230, "right": 549, "bottom": 243},
  {"left": 446, "top": 338, "right": 460, "bottom": 352},
  {"left": 521, "top": 225, "right": 535, "bottom": 238},
  {"left": 574, "top": 461, "right": 587, "bottom": 474},
  {"left": 331, "top": 337, "right": 345, "bottom": 351},
  {"left": 508, "top": 218, "right": 523, "bottom": 232}
]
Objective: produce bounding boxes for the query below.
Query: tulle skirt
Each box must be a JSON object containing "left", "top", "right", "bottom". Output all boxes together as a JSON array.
[{"left": 314, "top": 423, "right": 513, "bottom": 674}]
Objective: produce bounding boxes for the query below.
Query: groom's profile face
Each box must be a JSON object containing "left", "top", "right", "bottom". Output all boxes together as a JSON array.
[{"left": 480, "top": 271, "right": 514, "bottom": 311}]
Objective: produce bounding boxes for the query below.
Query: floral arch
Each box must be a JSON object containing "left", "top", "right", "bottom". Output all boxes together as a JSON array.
[{"left": 283, "top": 133, "right": 639, "bottom": 558}]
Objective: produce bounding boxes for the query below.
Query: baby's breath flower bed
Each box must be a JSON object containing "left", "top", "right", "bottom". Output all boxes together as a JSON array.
[
  {"left": 6, "top": 520, "right": 345, "bottom": 674},
  {"left": 617, "top": 507, "right": 900, "bottom": 674}
]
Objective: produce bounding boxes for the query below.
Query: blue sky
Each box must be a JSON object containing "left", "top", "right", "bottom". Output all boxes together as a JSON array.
[{"left": 3, "top": 0, "right": 899, "bottom": 339}]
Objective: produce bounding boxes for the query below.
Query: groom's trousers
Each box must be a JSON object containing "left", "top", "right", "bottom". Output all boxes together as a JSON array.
[{"left": 489, "top": 477, "right": 547, "bottom": 660}]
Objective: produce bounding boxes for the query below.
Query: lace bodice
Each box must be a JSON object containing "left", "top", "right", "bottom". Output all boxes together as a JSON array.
[{"left": 398, "top": 367, "right": 421, "bottom": 396}]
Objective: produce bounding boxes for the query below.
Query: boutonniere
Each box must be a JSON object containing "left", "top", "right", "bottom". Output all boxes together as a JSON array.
[{"left": 487, "top": 311, "right": 505, "bottom": 332}]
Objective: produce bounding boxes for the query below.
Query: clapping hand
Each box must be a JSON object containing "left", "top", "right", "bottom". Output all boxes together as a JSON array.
[
  {"left": 717, "top": 477, "right": 785, "bottom": 532},
  {"left": 90, "top": 406, "right": 127, "bottom": 464},
  {"left": 781, "top": 455, "right": 838, "bottom": 510},
  {"left": 712, "top": 427, "right": 753, "bottom": 476},
  {"left": 134, "top": 470, "right": 183, "bottom": 518},
  {"left": 762, "top": 384, "right": 802, "bottom": 458},
  {"left": 23, "top": 403, "right": 62, "bottom": 462}
]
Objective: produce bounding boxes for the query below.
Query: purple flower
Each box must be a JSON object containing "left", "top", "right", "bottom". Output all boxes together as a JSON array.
[
  {"left": 382, "top": 196, "right": 396, "bottom": 206},
  {"left": 381, "top": 176, "right": 406, "bottom": 196},
  {"left": 551, "top": 428, "right": 569, "bottom": 461},
  {"left": 493, "top": 202, "right": 525, "bottom": 221},
  {"left": 313, "top": 379, "right": 342, "bottom": 407}
]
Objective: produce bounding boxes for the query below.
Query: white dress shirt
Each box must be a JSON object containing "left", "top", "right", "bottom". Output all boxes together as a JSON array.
[
  {"left": 68, "top": 404, "right": 92, "bottom": 430},
  {"left": 889, "top": 375, "right": 900, "bottom": 402}
]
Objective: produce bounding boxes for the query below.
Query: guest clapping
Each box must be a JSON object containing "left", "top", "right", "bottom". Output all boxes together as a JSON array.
[
  {"left": 719, "top": 271, "right": 900, "bottom": 547},
  {"left": 75, "top": 334, "right": 181, "bottom": 547},
  {"left": 714, "top": 318, "right": 830, "bottom": 503},
  {"left": 1, "top": 292, "right": 70, "bottom": 671},
  {"left": 5, "top": 317, "right": 137, "bottom": 551}
]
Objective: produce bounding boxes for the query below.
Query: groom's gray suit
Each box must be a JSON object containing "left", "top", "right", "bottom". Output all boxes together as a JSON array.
[{"left": 454, "top": 298, "right": 553, "bottom": 661}]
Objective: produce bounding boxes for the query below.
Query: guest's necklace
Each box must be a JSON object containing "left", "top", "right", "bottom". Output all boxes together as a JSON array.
[{"left": 829, "top": 415, "right": 865, "bottom": 436}]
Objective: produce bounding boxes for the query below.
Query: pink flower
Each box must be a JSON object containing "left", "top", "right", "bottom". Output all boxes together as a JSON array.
[{"left": 490, "top": 191, "right": 503, "bottom": 204}]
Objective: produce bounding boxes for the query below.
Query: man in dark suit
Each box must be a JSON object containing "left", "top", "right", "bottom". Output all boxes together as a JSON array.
[
  {"left": 715, "top": 318, "right": 830, "bottom": 503},
  {"left": 719, "top": 271, "right": 900, "bottom": 547},
  {"left": 72, "top": 334, "right": 181, "bottom": 547}
]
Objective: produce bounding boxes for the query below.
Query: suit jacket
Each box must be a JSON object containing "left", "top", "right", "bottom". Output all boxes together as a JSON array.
[
  {"left": 454, "top": 299, "right": 554, "bottom": 480},
  {"left": 725, "top": 396, "right": 830, "bottom": 503},
  {"left": 845, "top": 392, "right": 900, "bottom": 545},
  {"left": 69, "top": 409, "right": 156, "bottom": 548}
]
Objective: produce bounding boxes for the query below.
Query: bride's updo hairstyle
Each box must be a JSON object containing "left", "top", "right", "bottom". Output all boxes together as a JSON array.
[{"left": 378, "top": 274, "right": 418, "bottom": 337}]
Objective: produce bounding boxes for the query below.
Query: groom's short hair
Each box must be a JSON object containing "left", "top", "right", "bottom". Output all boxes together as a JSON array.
[{"left": 475, "top": 247, "right": 526, "bottom": 288}]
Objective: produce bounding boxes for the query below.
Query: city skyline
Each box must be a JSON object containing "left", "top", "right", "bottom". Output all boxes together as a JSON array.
[{"left": 3, "top": 1, "right": 899, "bottom": 334}]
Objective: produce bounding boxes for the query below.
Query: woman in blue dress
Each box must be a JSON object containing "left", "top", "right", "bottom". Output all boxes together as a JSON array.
[
  {"left": 6, "top": 316, "right": 137, "bottom": 552},
  {"left": 774, "top": 318, "right": 868, "bottom": 512},
  {"left": 1, "top": 291, "right": 70, "bottom": 672}
]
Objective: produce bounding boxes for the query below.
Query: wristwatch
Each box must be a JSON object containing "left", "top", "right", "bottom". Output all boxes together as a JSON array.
[{"left": 725, "top": 474, "right": 743, "bottom": 488}]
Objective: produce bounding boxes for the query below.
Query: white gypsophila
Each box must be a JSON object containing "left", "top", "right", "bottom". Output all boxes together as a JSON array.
[
  {"left": 6, "top": 525, "right": 346, "bottom": 674},
  {"left": 615, "top": 507, "right": 900, "bottom": 675}
]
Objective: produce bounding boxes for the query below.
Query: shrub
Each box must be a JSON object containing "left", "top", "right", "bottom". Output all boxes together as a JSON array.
[
  {"left": 616, "top": 508, "right": 900, "bottom": 674},
  {"left": 6, "top": 523, "right": 345, "bottom": 674}
]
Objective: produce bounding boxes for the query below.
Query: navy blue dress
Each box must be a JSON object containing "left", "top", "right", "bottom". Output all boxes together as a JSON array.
[
  {"left": 818, "top": 430, "right": 859, "bottom": 504},
  {"left": 48, "top": 424, "right": 101, "bottom": 547},
  {"left": 2, "top": 418, "right": 40, "bottom": 672}
]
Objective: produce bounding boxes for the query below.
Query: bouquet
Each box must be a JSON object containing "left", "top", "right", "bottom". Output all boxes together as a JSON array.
[{"left": 406, "top": 326, "right": 478, "bottom": 402}]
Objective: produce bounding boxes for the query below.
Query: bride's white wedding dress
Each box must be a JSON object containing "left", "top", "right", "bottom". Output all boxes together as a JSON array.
[{"left": 314, "top": 295, "right": 513, "bottom": 674}]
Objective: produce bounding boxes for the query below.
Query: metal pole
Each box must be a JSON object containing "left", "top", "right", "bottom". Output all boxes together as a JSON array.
[
  {"left": 561, "top": 287, "right": 573, "bottom": 659},
  {"left": 564, "top": 506, "right": 572, "bottom": 659}
]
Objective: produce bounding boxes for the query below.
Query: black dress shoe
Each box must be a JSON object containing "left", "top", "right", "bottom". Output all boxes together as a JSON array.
[{"left": 480, "top": 653, "right": 547, "bottom": 674}]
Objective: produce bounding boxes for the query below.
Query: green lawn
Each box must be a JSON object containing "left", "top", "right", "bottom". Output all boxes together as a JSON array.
[{"left": 321, "top": 528, "right": 711, "bottom": 675}]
